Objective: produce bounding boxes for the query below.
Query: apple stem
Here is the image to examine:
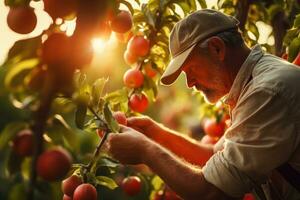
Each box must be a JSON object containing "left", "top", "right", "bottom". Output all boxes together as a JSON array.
[{"left": 27, "top": 72, "right": 57, "bottom": 200}]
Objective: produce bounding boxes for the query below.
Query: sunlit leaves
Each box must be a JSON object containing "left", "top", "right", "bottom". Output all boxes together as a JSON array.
[
  {"left": 4, "top": 59, "right": 39, "bottom": 91},
  {"left": 103, "top": 103, "right": 120, "bottom": 133}
]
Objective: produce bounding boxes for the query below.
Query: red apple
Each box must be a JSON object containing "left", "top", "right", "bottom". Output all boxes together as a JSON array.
[
  {"left": 129, "top": 93, "right": 149, "bottom": 113},
  {"left": 63, "top": 194, "right": 72, "bottom": 200},
  {"left": 243, "top": 193, "right": 256, "bottom": 200},
  {"left": 7, "top": 6, "right": 37, "bottom": 34},
  {"left": 123, "top": 68, "right": 144, "bottom": 88},
  {"left": 200, "top": 135, "right": 218, "bottom": 145},
  {"left": 62, "top": 175, "right": 83, "bottom": 197},
  {"left": 293, "top": 52, "right": 300, "bottom": 66},
  {"left": 121, "top": 176, "right": 142, "bottom": 196},
  {"left": 113, "top": 111, "right": 127, "bottom": 126},
  {"left": 73, "top": 183, "right": 97, "bottom": 200},
  {"left": 143, "top": 63, "right": 157, "bottom": 78},
  {"left": 96, "top": 129, "right": 104, "bottom": 138},
  {"left": 127, "top": 35, "right": 150, "bottom": 57},
  {"left": 12, "top": 129, "right": 34, "bottom": 157},
  {"left": 124, "top": 50, "right": 138, "bottom": 65},
  {"left": 154, "top": 190, "right": 182, "bottom": 200},
  {"left": 37, "top": 147, "right": 72, "bottom": 181},
  {"left": 111, "top": 10, "right": 132, "bottom": 33},
  {"left": 203, "top": 118, "right": 225, "bottom": 138}
]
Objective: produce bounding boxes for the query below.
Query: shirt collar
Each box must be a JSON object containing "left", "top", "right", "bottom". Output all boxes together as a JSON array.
[{"left": 224, "top": 45, "right": 264, "bottom": 107}]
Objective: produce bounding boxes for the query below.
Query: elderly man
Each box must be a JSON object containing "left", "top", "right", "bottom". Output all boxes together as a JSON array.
[{"left": 108, "top": 9, "right": 300, "bottom": 199}]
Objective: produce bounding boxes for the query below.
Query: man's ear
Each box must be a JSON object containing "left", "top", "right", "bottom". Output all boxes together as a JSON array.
[{"left": 207, "top": 36, "right": 226, "bottom": 61}]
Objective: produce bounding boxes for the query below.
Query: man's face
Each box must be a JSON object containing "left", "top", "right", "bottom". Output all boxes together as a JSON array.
[{"left": 182, "top": 45, "right": 229, "bottom": 104}]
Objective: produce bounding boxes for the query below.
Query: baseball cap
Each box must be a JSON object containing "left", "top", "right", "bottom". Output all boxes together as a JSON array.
[{"left": 160, "top": 9, "right": 239, "bottom": 85}]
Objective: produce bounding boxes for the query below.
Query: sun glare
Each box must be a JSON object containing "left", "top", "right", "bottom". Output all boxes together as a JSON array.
[{"left": 92, "top": 38, "right": 107, "bottom": 53}]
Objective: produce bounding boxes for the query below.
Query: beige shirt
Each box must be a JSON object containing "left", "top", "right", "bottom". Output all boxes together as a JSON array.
[{"left": 202, "top": 45, "right": 300, "bottom": 199}]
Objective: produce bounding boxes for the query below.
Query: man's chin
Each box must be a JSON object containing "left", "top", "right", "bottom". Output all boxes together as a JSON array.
[{"left": 202, "top": 92, "right": 219, "bottom": 104}]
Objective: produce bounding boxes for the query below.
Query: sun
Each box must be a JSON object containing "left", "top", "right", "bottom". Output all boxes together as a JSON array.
[{"left": 92, "top": 38, "right": 107, "bottom": 53}]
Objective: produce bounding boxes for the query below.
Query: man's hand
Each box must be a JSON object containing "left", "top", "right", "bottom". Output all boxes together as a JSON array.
[
  {"left": 107, "top": 125, "right": 152, "bottom": 165},
  {"left": 127, "top": 115, "right": 167, "bottom": 139}
]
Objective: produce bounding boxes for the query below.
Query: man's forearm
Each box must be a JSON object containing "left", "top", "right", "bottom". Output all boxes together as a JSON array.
[
  {"left": 142, "top": 139, "right": 228, "bottom": 200},
  {"left": 151, "top": 125, "right": 214, "bottom": 166}
]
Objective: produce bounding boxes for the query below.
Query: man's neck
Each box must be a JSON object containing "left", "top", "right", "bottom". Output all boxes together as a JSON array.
[{"left": 225, "top": 43, "right": 251, "bottom": 88}]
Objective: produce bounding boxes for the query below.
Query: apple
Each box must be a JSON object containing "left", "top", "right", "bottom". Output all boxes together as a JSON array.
[
  {"left": 96, "top": 129, "right": 104, "bottom": 138},
  {"left": 203, "top": 118, "right": 225, "bottom": 138},
  {"left": 243, "top": 193, "right": 255, "bottom": 200},
  {"left": 128, "top": 93, "right": 149, "bottom": 113},
  {"left": 124, "top": 50, "right": 138, "bottom": 65},
  {"left": 143, "top": 63, "right": 157, "bottom": 78},
  {"left": 43, "top": 0, "right": 77, "bottom": 19},
  {"left": 113, "top": 111, "right": 127, "bottom": 126},
  {"left": 36, "top": 147, "right": 72, "bottom": 181},
  {"left": 111, "top": 10, "right": 132, "bottom": 33},
  {"left": 41, "top": 33, "right": 71, "bottom": 66},
  {"left": 62, "top": 175, "right": 83, "bottom": 197},
  {"left": 281, "top": 53, "right": 288, "bottom": 60},
  {"left": 121, "top": 176, "right": 142, "bottom": 196},
  {"left": 12, "top": 129, "right": 34, "bottom": 157},
  {"left": 127, "top": 35, "right": 150, "bottom": 57},
  {"left": 63, "top": 194, "right": 72, "bottom": 200},
  {"left": 123, "top": 68, "right": 144, "bottom": 88},
  {"left": 293, "top": 52, "right": 300, "bottom": 66},
  {"left": 7, "top": 6, "right": 37, "bottom": 34},
  {"left": 73, "top": 183, "right": 97, "bottom": 200},
  {"left": 200, "top": 135, "right": 218, "bottom": 145},
  {"left": 154, "top": 190, "right": 182, "bottom": 200}
]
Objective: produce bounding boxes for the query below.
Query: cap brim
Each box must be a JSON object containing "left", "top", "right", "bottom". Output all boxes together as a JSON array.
[{"left": 160, "top": 43, "right": 197, "bottom": 85}]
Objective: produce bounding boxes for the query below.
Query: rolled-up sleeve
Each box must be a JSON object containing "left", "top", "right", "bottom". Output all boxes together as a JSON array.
[{"left": 202, "top": 87, "right": 298, "bottom": 197}]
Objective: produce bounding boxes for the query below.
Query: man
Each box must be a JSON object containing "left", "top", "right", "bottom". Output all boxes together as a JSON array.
[{"left": 108, "top": 9, "right": 300, "bottom": 199}]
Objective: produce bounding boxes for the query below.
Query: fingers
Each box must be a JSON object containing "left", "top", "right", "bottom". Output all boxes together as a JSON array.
[
  {"left": 119, "top": 124, "right": 132, "bottom": 132},
  {"left": 127, "top": 116, "right": 151, "bottom": 127}
]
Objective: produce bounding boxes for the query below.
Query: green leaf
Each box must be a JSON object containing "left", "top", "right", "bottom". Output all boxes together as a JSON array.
[
  {"left": 104, "top": 88, "right": 128, "bottom": 105},
  {"left": 0, "top": 122, "right": 28, "bottom": 150},
  {"left": 8, "top": 183, "right": 27, "bottom": 200},
  {"left": 4, "top": 59, "right": 39, "bottom": 91},
  {"left": 48, "top": 115, "right": 78, "bottom": 148},
  {"left": 247, "top": 22, "right": 259, "bottom": 40},
  {"left": 4, "top": 35, "right": 41, "bottom": 65},
  {"left": 173, "top": 1, "right": 190, "bottom": 14},
  {"left": 103, "top": 103, "right": 119, "bottom": 133},
  {"left": 288, "top": 37, "right": 300, "bottom": 62},
  {"left": 98, "top": 156, "right": 119, "bottom": 168},
  {"left": 6, "top": 150, "right": 24, "bottom": 176},
  {"left": 95, "top": 176, "right": 118, "bottom": 190},
  {"left": 267, "top": 4, "right": 283, "bottom": 21},
  {"left": 143, "top": 76, "right": 158, "bottom": 101},
  {"left": 91, "top": 78, "right": 108, "bottom": 107},
  {"left": 293, "top": 14, "right": 300, "bottom": 28},
  {"left": 133, "top": 11, "right": 146, "bottom": 23},
  {"left": 75, "top": 104, "right": 87, "bottom": 129},
  {"left": 188, "top": 0, "right": 197, "bottom": 11},
  {"left": 197, "top": 0, "right": 207, "bottom": 8},
  {"left": 142, "top": 5, "right": 156, "bottom": 28}
]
